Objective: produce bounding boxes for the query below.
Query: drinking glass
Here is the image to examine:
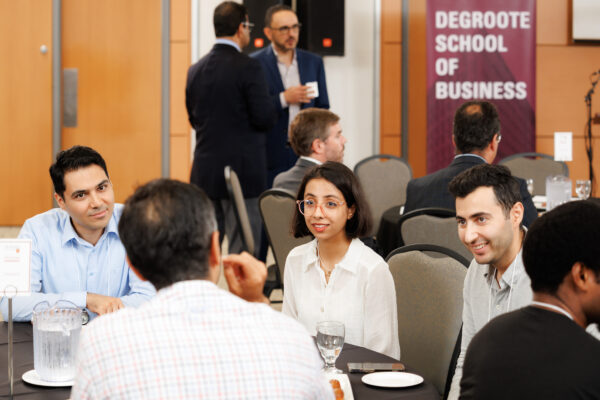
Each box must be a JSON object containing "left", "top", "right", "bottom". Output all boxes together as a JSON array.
[
  {"left": 32, "top": 301, "right": 82, "bottom": 382},
  {"left": 576, "top": 180, "right": 591, "bottom": 200},
  {"left": 526, "top": 179, "right": 534, "bottom": 196},
  {"left": 546, "top": 175, "right": 571, "bottom": 211},
  {"left": 316, "top": 321, "right": 345, "bottom": 374}
]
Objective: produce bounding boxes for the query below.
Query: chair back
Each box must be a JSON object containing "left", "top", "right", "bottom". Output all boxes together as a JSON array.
[
  {"left": 224, "top": 166, "right": 255, "bottom": 255},
  {"left": 259, "top": 189, "right": 312, "bottom": 278},
  {"left": 399, "top": 208, "right": 473, "bottom": 262},
  {"left": 499, "top": 152, "right": 569, "bottom": 196},
  {"left": 354, "top": 154, "right": 412, "bottom": 235},
  {"left": 386, "top": 244, "right": 468, "bottom": 396}
]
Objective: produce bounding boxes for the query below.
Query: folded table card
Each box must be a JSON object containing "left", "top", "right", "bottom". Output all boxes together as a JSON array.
[{"left": 0, "top": 239, "right": 32, "bottom": 296}]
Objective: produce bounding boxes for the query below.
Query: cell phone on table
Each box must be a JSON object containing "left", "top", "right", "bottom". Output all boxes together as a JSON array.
[{"left": 347, "top": 362, "right": 405, "bottom": 373}]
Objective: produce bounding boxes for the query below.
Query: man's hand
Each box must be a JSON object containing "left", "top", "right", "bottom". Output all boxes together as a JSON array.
[
  {"left": 86, "top": 293, "right": 125, "bottom": 315},
  {"left": 283, "top": 85, "right": 311, "bottom": 105},
  {"left": 223, "top": 252, "right": 270, "bottom": 304}
]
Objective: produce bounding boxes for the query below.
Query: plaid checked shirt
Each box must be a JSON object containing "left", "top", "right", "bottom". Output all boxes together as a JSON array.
[{"left": 71, "top": 280, "right": 333, "bottom": 400}]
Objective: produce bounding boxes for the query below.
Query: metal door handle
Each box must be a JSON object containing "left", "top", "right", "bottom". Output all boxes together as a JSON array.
[{"left": 63, "top": 68, "right": 78, "bottom": 127}]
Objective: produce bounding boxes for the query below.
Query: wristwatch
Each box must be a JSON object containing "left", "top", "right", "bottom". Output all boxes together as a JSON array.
[{"left": 81, "top": 310, "right": 90, "bottom": 325}]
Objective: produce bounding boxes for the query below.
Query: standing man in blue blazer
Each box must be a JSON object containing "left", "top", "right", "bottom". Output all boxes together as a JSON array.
[{"left": 251, "top": 4, "right": 330, "bottom": 187}]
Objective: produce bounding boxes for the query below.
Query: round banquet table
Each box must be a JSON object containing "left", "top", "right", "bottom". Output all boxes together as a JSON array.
[
  {"left": 335, "top": 342, "right": 440, "bottom": 399},
  {"left": 1, "top": 322, "right": 440, "bottom": 399}
]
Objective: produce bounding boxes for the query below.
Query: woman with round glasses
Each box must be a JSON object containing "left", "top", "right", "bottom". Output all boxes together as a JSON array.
[{"left": 282, "top": 162, "right": 400, "bottom": 359}]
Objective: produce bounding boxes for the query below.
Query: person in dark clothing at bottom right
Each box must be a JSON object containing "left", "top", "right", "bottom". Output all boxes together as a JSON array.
[{"left": 459, "top": 200, "right": 600, "bottom": 400}]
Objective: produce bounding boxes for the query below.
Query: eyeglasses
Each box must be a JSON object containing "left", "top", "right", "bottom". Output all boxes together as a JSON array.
[
  {"left": 297, "top": 199, "right": 345, "bottom": 216},
  {"left": 242, "top": 21, "right": 255, "bottom": 32},
  {"left": 270, "top": 23, "right": 302, "bottom": 34}
]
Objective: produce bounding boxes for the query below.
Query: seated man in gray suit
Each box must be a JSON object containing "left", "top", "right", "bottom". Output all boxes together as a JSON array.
[
  {"left": 272, "top": 108, "right": 346, "bottom": 194},
  {"left": 404, "top": 100, "right": 537, "bottom": 227}
]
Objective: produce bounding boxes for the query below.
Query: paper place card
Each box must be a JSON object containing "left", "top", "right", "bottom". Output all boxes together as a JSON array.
[
  {"left": 0, "top": 239, "right": 32, "bottom": 296},
  {"left": 554, "top": 132, "right": 573, "bottom": 162}
]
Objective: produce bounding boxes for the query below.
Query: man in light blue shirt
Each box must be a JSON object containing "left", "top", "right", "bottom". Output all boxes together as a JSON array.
[{"left": 0, "top": 146, "right": 155, "bottom": 321}]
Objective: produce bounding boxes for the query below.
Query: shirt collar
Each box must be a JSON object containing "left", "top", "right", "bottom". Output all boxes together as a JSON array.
[
  {"left": 483, "top": 248, "right": 525, "bottom": 289},
  {"left": 60, "top": 209, "right": 119, "bottom": 247},
  {"left": 215, "top": 38, "right": 241, "bottom": 52},
  {"left": 300, "top": 156, "right": 322, "bottom": 165},
  {"left": 454, "top": 153, "right": 487, "bottom": 163},
  {"left": 303, "top": 238, "right": 361, "bottom": 275},
  {"left": 271, "top": 44, "right": 297, "bottom": 65}
]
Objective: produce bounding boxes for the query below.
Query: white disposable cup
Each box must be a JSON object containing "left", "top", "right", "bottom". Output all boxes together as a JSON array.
[{"left": 306, "top": 81, "right": 319, "bottom": 99}]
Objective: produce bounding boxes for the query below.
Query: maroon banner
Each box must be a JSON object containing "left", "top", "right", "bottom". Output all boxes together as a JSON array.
[{"left": 426, "top": 0, "right": 536, "bottom": 172}]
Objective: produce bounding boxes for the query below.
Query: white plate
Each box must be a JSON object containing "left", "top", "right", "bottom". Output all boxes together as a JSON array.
[
  {"left": 22, "top": 369, "right": 74, "bottom": 387},
  {"left": 361, "top": 371, "right": 424, "bottom": 388},
  {"left": 324, "top": 373, "right": 354, "bottom": 400}
]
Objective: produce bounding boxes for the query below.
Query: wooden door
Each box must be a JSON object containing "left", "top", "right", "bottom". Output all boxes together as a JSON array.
[
  {"left": 61, "top": 0, "right": 162, "bottom": 203},
  {"left": 0, "top": 1, "right": 53, "bottom": 225}
]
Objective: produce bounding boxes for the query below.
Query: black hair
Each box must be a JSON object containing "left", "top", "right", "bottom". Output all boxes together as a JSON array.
[
  {"left": 264, "top": 4, "right": 293, "bottom": 27},
  {"left": 453, "top": 101, "right": 500, "bottom": 154},
  {"left": 214, "top": 1, "right": 247, "bottom": 37},
  {"left": 118, "top": 179, "right": 217, "bottom": 290},
  {"left": 49, "top": 145, "right": 109, "bottom": 198},
  {"left": 292, "top": 161, "right": 372, "bottom": 239},
  {"left": 523, "top": 201, "right": 600, "bottom": 294},
  {"left": 448, "top": 164, "right": 522, "bottom": 217}
]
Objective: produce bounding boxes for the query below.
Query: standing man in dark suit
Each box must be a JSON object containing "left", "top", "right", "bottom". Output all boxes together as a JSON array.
[
  {"left": 404, "top": 101, "right": 537, "bottom": 227},
  {"left": 273, "top": 108, "right": 346, "bottom": 195},
  {"left": 251, "top": 5, "right": 330, "bottom": 187},
  {"left": 186, "top": 1, "right": 275, "bottom": 254}
]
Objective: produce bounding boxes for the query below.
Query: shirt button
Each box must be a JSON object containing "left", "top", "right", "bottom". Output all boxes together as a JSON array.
[
  {"left": 495, "top": 305, "right": 501, "bottom": 311},
  {"left": 320, "top": 306, "right": 324, "bottom": 313}
]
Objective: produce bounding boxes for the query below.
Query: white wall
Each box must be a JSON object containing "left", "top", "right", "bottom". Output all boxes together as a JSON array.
[{"left": 192, "top": 0, "right": 377, "bottom": 169}]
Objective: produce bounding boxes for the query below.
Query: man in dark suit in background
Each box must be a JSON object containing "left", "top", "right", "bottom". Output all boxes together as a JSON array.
[
  {"left": 251, "top": 4, "right": 330, "bottom": 187},
  {"left": 273, "top": 108, "right": 346, "bottom": 195},
  {"left": 404, "top": 101, "right": 537, "bottom": 227},
  {"left": 186, "top": 1, "right": 275, "bottom": 254}
]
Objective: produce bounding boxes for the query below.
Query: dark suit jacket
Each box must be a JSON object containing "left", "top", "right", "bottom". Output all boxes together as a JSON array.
[
  {"left": 251, "top": 46, "right": 329, "bottom": 185},
  {"left": 272, "top": 157, "right": 319, "bottom": 196},
  {"left": 404, "top": 155, "right": 537, "bottom": 227},
  {"left": 186, "top": 44, "right": 275, "bottom": 199}
]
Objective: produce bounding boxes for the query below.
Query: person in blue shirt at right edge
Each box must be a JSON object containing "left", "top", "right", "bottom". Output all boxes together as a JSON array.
[
  {"left": 459, "top": 200, "right": 600, "bottom": 400},
  {"left": 0, "top": 145, "right": 155, "bottom": 322}
]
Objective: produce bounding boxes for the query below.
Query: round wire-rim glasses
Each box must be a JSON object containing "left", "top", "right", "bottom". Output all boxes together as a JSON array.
[{"left": 297, "top": 199, "right": 345, "bottom": 216}]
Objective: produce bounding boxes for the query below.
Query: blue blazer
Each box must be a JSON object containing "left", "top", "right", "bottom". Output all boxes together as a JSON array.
[{"left": 251, "top": 46, "right": 329, "bottom": 185}]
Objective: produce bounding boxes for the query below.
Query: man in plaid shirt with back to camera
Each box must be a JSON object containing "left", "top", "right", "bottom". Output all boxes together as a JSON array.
[{"left": 70, "top": 179, "right": 333, "bottom": 399}]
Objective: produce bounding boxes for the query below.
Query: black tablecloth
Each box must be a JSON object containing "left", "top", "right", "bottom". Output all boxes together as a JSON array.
[
  {"left": 337, "top": 343, "right": 440, "bottom": 399},
  {"left": 1, "top": 322, "right": 439, "bottom": 400},
  {"left": 376, "top": 205, "right": 403, "bottom": 258},
  {"left": 0, "top": 322, "right": 70, "bottom": 399}
]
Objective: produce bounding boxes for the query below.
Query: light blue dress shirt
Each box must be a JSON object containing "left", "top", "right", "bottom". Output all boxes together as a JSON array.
[{"left": 0, "top": 204, "right": 156, "bottom": 321}]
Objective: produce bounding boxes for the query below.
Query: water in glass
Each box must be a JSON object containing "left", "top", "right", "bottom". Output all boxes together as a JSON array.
[
  {"left": 32, "top": 302, "right": 82, "bottom": 382},
  {"left": 526, "top": 179, "right": 534, "bottom": 196},
  {"left": 576, "top": 180, "right": 591, "bottom": 200},
  {"left": 316, "top": 321, "right": 344, "bottom": 374}
]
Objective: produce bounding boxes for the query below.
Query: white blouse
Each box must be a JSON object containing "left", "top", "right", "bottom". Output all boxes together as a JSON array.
[{"left": 282, "top": 238, "right": 400, "bottom": 359}]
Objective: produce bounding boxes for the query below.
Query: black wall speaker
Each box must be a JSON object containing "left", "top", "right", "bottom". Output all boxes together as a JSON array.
[
  {"left": 296, "top": 0, "right": 345, "bottom": 56},
  {"left": 243, "top": 0, "right": 292, "bottom": 54}
]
